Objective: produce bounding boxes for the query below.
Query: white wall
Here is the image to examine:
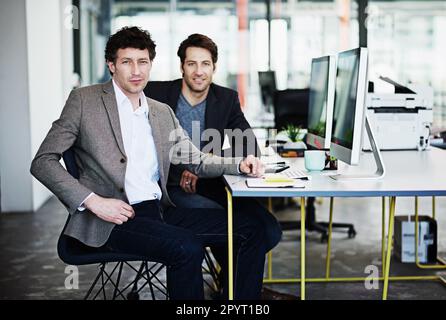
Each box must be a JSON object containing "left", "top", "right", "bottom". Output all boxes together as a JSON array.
[
  {"left": 27, "top": 0, "right": 66, "bottom": 211},
  {"left": 0, "top": 0, "right": 74, "bottom": 212},
  {"left": 0, "top": 0, "right": 33, "bottom": 212}
]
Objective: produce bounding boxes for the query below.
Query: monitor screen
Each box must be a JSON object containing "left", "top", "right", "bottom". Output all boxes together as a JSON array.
[
  {"left": 307, "top": 56, "right": 335, "bottom": 149},
  {"left": 331, "top": 50, "right": 361, "bottom": 150},
  {"left": 330, "top": 47, "right": 368, "bottom": 166}
]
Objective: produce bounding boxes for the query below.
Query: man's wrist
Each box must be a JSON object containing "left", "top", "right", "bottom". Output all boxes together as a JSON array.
[
  {"left": 78, "top": 192, "right": 95, "bottom": 212},
  {"left": 83, "top": 193, "right": 99, "bottom": 211}
]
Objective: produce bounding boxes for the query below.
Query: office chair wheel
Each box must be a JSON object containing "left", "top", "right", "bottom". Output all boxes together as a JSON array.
[
  {"left": 348, "top": 228, "right": 357, "bottom": 239},
  {"left": 127, "top": 291, "right": 140, "bottom": 300}
]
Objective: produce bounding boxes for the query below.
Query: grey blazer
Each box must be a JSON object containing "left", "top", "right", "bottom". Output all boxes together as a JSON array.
[{"left": 30, "top": 81, "right": 242, "bottom": 247}]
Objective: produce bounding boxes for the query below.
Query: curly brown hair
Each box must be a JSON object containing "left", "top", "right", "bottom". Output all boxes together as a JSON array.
[{"left": 105, "top": 26, "right": 156, "bottom": 75}]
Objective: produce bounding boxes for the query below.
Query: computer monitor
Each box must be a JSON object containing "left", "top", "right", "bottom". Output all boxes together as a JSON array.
[
  {"left": 330, "top": 47, "right": 369, "bottom": 165},
  {"left": 306, "top": 55, "right": 336, "bottom": 150},
  {"left": 330, "top": 47, "right": 385, "bottom": 179}
]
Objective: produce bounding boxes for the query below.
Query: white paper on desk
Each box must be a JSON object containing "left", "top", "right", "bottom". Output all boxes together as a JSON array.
[{"left": 246, "top": 178, "right": 306, "bottom": 188}]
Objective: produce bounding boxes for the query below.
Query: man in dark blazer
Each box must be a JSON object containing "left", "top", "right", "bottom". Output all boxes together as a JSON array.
[
  {"left": 30, "top": 27, "right": 281, "bottom": 300},
  {"left": 144, "top": 33, "right": 260, "bottom": 209},
  {"left": 144, "top": 34, "right": 295, "bottom": 300}
]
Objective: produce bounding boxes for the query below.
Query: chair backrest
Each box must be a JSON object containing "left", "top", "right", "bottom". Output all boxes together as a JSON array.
[
  {"left": 58, "top": 148, "right": 145, "bottom": 265},
  {"left": 62, "top": 148, "right": 79, "bottom": 179},
  {"left": 273, "top": 88, "right": 309, "bottom": 130},
  {"left": 58, "top": 148, "right": 86, "bottom": 264}
]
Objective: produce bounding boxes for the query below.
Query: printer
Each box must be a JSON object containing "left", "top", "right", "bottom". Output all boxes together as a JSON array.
[{"left": 363, "top": 76, "right": 433, "bottom": 151}]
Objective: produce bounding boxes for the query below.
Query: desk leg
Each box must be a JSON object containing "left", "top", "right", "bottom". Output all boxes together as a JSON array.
[
  {"left": 381, "top": 197, "right": 386, "bottom": 276},
  {"left": 226, "top": 188, "right": 234, "bottom": 300},
  {"left": 300, "top": 197, "right": 306, "bottom": 300},
  {"left": 325, "top": 197, "right": 334, "bottom": 279},
  {"left": 432, "top": 196, "right": 436, "bottom": 220},
  {"left": 415, "top": 196, "right": 446, "bottom": 269},
  {"left": 267, "top": 198, "right": 273, "bottom": 280},
  {"left": 383, "top": 196, "right": 396, "bottom": 300}
]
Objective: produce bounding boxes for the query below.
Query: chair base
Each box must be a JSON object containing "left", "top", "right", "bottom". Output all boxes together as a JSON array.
[
  {"left": 83, "top": 261, "right": 168, "bottom": 300},
  {"left": 279, "top": 197, "right": 356, "bottom": 243}
]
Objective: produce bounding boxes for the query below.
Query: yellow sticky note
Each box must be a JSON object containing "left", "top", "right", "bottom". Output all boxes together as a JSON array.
[{"left": 264, "top": 177, "right": 294, "bottom": 183}]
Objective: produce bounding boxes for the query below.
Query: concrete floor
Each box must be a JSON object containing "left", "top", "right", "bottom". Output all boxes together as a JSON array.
[{"left": 0, "top": 195, "right": 445, "bottom": 300}]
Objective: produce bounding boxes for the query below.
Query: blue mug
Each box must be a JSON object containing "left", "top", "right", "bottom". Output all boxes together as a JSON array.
[{"left": 304, "top": 150, "right": 326, "bottom": 171}]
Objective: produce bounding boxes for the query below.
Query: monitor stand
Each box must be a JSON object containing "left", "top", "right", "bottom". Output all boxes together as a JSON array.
[{"left": 330, "top": 115, "right": 385, "bottom": 180}]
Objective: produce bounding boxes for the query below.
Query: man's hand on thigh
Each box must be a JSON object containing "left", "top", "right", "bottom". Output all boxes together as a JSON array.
[
  {"left": 84, "top": 194, "right": 135, "bottom": 225},
  {"left": 180, "top": 170, "right": 198, "bottom": 193}
]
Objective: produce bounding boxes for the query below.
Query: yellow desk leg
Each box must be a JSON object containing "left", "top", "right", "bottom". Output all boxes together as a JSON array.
[
  {"left": 226, "top": 188, "right": 234, "bottom": 300},
  {"left": 325, "top": 197, "right": 334, "bottom": 279},
  {"left": 267, "top": 197, "right": 273, "bottom": 280},
  {"left": 381, "top": 197, "right": 386, "bottom": 276},
  {"left": 415, "top": 196, "right": 446, "bottom": 269},
  {"left": 383, "top": 196, "right": 396, "bottom": 300},
  {"left": 300, "top": 197, "right": 306, "bottom": 300},
  {"left": 432, "top": 196, "right": 436, "bottom": 220}
]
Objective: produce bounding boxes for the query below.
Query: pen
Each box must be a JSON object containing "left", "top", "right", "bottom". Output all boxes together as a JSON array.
[{"left": 265, "top": 161, "right": 286, "bottom": 166}]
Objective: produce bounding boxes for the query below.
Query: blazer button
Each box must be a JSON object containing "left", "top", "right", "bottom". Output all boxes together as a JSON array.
[
  {"left": 119, "top": 188, "right": 125, "bottom": 193},
  {"left": 120, "top": 158, "right": 126, "bottom": 164}
]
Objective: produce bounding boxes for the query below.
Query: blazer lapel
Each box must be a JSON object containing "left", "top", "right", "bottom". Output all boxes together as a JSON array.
[
  {"left": 147, "top": 100, "right": 166, "bottom": 183},
  {"left": 204, "top": 84, "right": 221, "bottom": 132},
  {"left": 168, "top": 79, "right": 183, "bottom": 112},
  {"left": 101, "top": 81, "right": 126, "bottom": 156}
]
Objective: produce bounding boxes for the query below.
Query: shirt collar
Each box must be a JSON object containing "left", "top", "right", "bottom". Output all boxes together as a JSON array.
[
  {"left": 112, "top": 79, "right": 149, "bottom": 115},
  {"left": 112, "top": 79, "right": 128, "bottom": 107}
]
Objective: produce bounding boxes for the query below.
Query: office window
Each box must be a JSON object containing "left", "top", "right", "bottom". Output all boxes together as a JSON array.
[
  {"left": 79, "top": 0, "right": 364, "bottom": 118},
  {"left": 113, "top": 9, "right": 239, "bottom": 90},
  {"left": 368, "top": 0, "right": 446, "bottom": 128}
]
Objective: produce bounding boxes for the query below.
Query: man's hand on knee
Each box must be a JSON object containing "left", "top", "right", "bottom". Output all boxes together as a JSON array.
[
  {"left": 84, "top": 194, "right": 135, "bottom": 225},
  {"left": 180, "top": 170, "right": 198, "bottom": 194}
]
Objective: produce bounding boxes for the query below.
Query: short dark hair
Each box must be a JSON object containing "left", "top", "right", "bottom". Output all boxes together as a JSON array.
[
  {"left": 105, "top": 26, "right": 156, "bottom": 74},
  {"left": 177, "top": 34, "right": 218, "bottom": 66}
]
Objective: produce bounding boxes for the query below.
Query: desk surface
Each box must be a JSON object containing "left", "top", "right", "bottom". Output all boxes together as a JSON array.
[{"left": 224, "top": 147, "right": 446, "bottom": 197}]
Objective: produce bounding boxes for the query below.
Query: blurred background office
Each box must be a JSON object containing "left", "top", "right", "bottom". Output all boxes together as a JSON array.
[
  {"left": 1, "top": 0, "right": 446, "bottom": 214},
  {"left": 1, "top": 0, "right": 446, "bottom": 301}
]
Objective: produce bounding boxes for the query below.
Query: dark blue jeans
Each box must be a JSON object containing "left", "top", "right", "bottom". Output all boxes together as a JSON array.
[
  {"left": 105, "top": 200, "right": 282, "bottom": 300},
  {"left": 168, "top": 186, "right": 224, "bottom": 209}
]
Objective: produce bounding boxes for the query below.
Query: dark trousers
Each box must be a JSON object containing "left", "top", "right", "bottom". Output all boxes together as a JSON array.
[{"left": 105, "top": 200, "right": 282, "bottom": 300}]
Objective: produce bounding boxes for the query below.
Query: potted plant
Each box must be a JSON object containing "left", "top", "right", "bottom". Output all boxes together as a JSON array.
[{"left": 283, "top": 124, "right": 306, "bottom": 150}]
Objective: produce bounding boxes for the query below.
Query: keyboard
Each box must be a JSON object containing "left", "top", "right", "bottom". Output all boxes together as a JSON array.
[{"left": 282, "top": 169, "right": 309, "bottom": 180}]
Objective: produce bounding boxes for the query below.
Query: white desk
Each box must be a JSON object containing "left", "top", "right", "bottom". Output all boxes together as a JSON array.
[{"left": 224, "top": 147, "right": 446, "bottom": 300}]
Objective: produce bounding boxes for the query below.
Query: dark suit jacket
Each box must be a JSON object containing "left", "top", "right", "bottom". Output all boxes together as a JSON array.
[
  {"left": 144, "top": 79, "right": 260, "bottom": 158},
  {"left": 144, "top": 79, "right": 260, "bottom": 206}
]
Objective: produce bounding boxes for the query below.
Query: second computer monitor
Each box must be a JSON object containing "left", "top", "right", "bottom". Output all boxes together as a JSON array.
[
  {"left": 330, "top": 47, "right": 369, "bottom": 166},
  {"left": 306, "top": 55, "right": 336, "bottom": 150}
]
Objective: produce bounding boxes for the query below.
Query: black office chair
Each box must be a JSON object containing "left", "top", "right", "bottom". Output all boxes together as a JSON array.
[
  {"left": 271, "top": 89, "right": 356, "bottom": 242},
  {"left": 59, "top": 148, "right": 168, "bottom": 300},
  {"left": 60, "top": 148, "right": 222, "bottom": 299},
  {"left": 259, "top": 71, "right": 277, "bottom": 112}
]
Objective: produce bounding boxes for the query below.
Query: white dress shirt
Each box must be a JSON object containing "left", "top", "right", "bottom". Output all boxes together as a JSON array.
[
  {"left": 113, "top": 80, "right": 162, "bottom": 204},
  {"left": 79, "top": 81, "right": 162, "bottom": 209}
]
